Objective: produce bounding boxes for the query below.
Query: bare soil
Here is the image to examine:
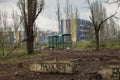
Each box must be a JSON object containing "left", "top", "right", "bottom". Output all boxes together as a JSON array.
[{"left": 0, "top": 49, "right": 120, "bottom": 80}]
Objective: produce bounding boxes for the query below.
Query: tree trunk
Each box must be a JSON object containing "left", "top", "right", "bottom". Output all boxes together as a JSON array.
[
  {"left": 26, "top": 0, "right": 34, "bottom": 54},
  {"left": 95, "top": 32, "right": 99, "bottom": 51},
  {"left": 26, "top": 29, "right": 34, "bottom": 54},
  {"left": 1, "top": 43, "right": 5, "bottom": 56},
  {"left": 26, "top": 40, "right": 34, "bottom": 54}
]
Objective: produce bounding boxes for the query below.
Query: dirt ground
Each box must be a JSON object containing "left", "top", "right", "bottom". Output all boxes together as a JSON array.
[{"left": 0, "top": 49, "right": 120, "bottom": 80}]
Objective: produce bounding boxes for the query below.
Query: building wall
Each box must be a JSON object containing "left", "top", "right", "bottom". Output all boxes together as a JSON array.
[
  {"left": 7, "top": 30, "right": 58, "bottom": 44},
  {"left": 78, "top": 19, "right": 91, "bottom": 41},
  {"left": 70, "top": 19, "right": 77, "bottom": 42},
  {"left": 77, "top": 19, "right": 81, "bottom": 42},
  {"left": 11, "top": 31, "right": 25, "bottom": 43},
  {"left": 63, "top": 20, "right": 67, "bottom": 34},
  {"left": 21, "top": 31, "right": 26, "bottom": 41},
  {"left": 61, "top": 20, "right": 64, "bottom": 34},
  {"left": 15, "top": 31, "right": 21, "bottom": 43},
  {"left": 66, "top": 20, "right": 71, "bottom": 34},
  {"left": 60, "top": 19, "right": 91, "bottom": 42}
]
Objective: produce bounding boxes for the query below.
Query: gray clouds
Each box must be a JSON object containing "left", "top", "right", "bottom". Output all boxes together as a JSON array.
[
  {"left": 0, "top": 0, "right": 17, "bottom": 4},
  {"left": 42, "top": 0, "right": 89, "bottom": 20},
  {"left": 0, "top": 0, "right": 91, "bottom": 31},
  {"left": 0, "top": 0, "right": 90, "bottom": 20},
  {"left": 0, "top": 0, "right": 10, "bottom": 3}
]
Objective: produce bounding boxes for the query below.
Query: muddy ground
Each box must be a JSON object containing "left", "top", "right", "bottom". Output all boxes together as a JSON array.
[{"left": 0, "top": 49, "right": 120, "bottom": 80}]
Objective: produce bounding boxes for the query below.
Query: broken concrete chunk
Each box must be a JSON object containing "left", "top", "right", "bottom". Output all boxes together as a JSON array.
[
  {"left": 30, "top": 60, "right": 76, "bottom": 74},
  {"left": 98, "top": 65, "right": 120, "bottom": 80}
]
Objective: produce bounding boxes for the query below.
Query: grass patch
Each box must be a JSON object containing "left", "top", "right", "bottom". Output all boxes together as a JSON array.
[
  {"left": 72, "top": 41, "right": 95, "bottom": 50},
  {"left": 0, "top": 49, "right": 48, "bottom": 64},
  {"left": 72, "top": 41, "right": 120, "bottom": 50},
  {"left": 100, "top": 41, "right": 120, "bottom": 49}
]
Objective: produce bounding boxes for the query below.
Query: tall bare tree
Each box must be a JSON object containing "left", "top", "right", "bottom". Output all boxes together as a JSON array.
[
  {"left": 17, "top": 0, "right": 44, "bottom": 54},
  {"left": 56, "top": 0, "right": 61, "bottom": 34},
  {"left": 109, "top": 17, "right": 118, "bottom": 38},
  {"left": 12, "top": 10, "right": 21, "bottom": 43},
  {"left": 87, "top": 0, "right": 116, "bottom": 50},
  {"left": 105, "top": 0, "right": 120, "bottom": 41},
  {"left": 64, "top": 0, "right": 71, "bottom": 19},
  {"left": 0, "top": 11, "right": 13, "bottom": 56},
  {"left": 0, "top": 11, "right": 5, "bottom": 56},
  {"left": 70, "top": 5, "right": 74, "bottom": 19},
  {"left": 0, "top": 11, "right": 1, "bottom": 28},
  {"left": 74, "top": 7, "right": 80, "bottom": 19},
  {"left": 2, "top": 12, "right": 8, "bottom": 31},
  {"left": 0, "top": 12, "right": 8, "bottom": 56},
  {"left": 64, "top": 0, "right": 80, "bottom": 19}
]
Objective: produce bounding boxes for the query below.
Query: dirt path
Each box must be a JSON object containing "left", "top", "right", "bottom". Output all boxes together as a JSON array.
[{"left": 0, "top": 49, "right": 120, "bottom": 80}]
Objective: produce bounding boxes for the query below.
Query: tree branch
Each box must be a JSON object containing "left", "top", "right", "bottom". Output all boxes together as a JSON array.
[
  {"left": 105, "top": 0, "right": 119, "bottom": 4},
  {"left": 33, "top": 0, "right": 44, "bottom": 23},
  {"left": 98, "top": 12, "right": 117, "bottom": 31}
]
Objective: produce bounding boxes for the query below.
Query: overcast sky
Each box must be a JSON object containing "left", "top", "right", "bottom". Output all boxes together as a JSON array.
[{"left": 0, "top": 0, "right": 119, "bottom": 31}]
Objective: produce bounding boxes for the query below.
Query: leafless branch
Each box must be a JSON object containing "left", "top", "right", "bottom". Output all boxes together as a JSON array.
[
  {"left": 98, "top": 12, "right": 117, "bottom": 31},
  {"left": 105, "top": 0, "right": 120, "bottom": 4}
]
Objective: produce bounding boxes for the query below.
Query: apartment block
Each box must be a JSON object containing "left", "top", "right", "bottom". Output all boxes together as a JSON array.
[{"left": 60, "top": 19, "right": 91, "bottom": 42}]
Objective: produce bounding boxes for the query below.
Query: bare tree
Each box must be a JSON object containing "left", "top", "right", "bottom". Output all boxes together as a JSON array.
[
  {"left": 12, "top": 10, "right": 21, "bottom": 43},
  {"left": 109, "top": 17, "right": 118, "bottom": 38},
  {"left": 0, "top": 29, "right": 5, "bottom": 56},
  {"left": 56, "top": 0, "right": 61, "bottom": 34},
  {"left": 98, "top": 3, "right": 107, "bottom": 41},
  {"left": 0, "top": 12, "right": 8, "bottom": 56},
  {"left": 17, "top": 0, "right": 44, "bottom": 54},
  {"left": 70, "top": 6, "right": 80, "bottom": 19},
  {"left": 70, "top": 5, "right": 74, "bottom": 19},
  {"left": 64, "top": 0, "right": 71, "bottom": 19},
  {"left": 74, "top": 7, "right": 80, "bottom": 19},
  {"left": 0, "top": 11, "right": 13, "bottom": 56},
  {"left": 2, "top": 12, "right": 8, "bottom": 31},
  {"left": 87, "top": 0, "right": 116, "bottom": 50},
  {"left": 64, "top": 0, "right": 80, "bottom": 20},
  {"left": 0, "top": 11, "right": 1, "bottom": 29},
  {"left": 0, "top": 11, "right": 5, "bottom": 56}
]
